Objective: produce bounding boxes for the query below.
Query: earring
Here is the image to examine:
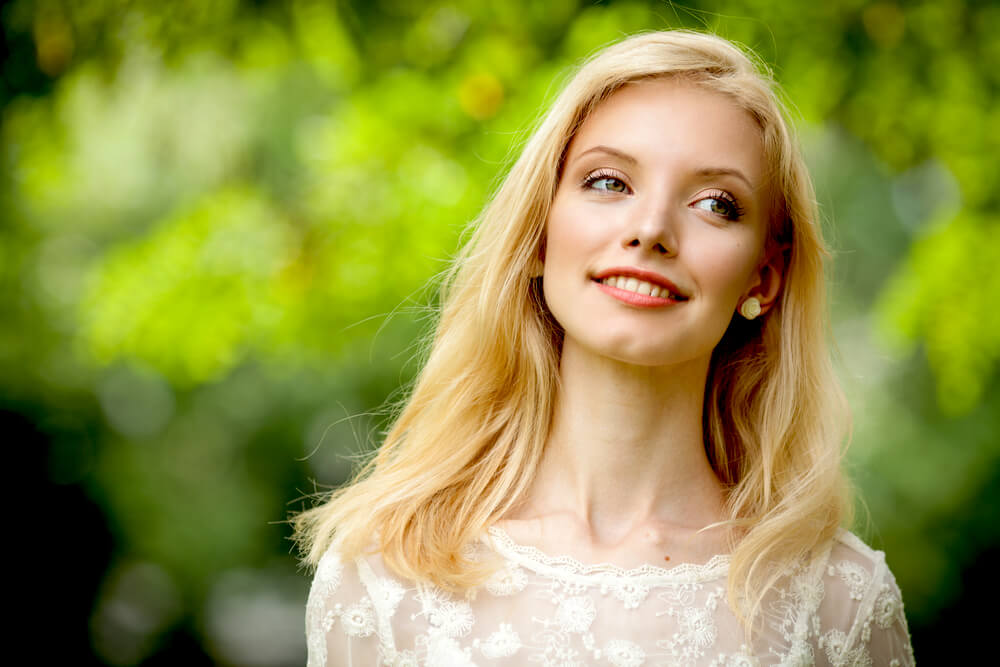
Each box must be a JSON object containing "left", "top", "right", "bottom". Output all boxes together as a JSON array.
[{"left": 739, "top": 297, "right": 761, "bottom": 320}]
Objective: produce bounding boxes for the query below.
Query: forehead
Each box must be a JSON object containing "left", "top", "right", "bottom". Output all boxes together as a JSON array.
[{"left": 567, "top": 78, "right": 766, "bottom": 187}]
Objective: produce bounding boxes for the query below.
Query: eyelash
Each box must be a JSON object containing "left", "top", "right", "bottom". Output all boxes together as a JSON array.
[
  {"left": 580, "top": 170, "right": 745, "bottom": 222},
  {"left": 694, "top": 190, "right": 745, "bottom": 222},
  {"left": 580, "top": 169, "right": 631, "bottom": 194}
]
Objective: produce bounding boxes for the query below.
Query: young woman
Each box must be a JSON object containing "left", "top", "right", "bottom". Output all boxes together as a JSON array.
[{"left": 296, "top": 31, "right": 915, "bottom": 666}]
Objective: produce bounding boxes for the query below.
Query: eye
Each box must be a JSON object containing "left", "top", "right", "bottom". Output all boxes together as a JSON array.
[
  {"left": 692, "top": 191, "right": 744, "bottom": 222},
  {"left": 582, "top": 170, "right": 631, "bottom": 194}
]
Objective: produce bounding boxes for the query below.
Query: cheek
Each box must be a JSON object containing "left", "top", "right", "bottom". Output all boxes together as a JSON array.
[
  {"left": 692, "top": 235, "right": 761, "bottom": 298},
  {"left": 543, "top": 200, "right": 598, "bottom": 270}
]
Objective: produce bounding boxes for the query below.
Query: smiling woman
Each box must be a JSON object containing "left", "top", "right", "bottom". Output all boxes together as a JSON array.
[
  {"left": 542, "top": 79, "right": 779, "bottom": 370},
  {"left": 295, "top": 31, "right": 915, "bottom": 666}
]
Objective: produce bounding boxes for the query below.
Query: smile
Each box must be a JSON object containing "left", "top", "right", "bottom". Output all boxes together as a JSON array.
[
  {"left": 593, "top": 275, "right": 690, "bottom": 309},
  {"left": 598, "top": 275, "right": 687, "bottom": 300}
]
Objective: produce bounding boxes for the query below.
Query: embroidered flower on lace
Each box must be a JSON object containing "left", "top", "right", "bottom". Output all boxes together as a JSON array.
[
  {"left": 555, "top": 595, "right": 597, "bottom": 633},
  {"left": 790, "top": 569, "right": 824, "bottom": 608},
  {"left": 479, "top": 623, "right": 522, "bottom": 658},
  {"left": 426, "top": 635, "right": 476, "bottom": 666},
  {"left": 314, "top": 552, "right": 344, "bottom": 593},
  {"left": 429, "top": 600, "right": 475, "bottom": 637},
  {"left": 340, "top": 599, "right": 375, "bottom": 637},
  {"left": 657, "top": 605, "right": 719, "bottom": 662},
  {"left": 611, "top": 580, "right": 650, "bottom": 609},
  {"left": 678, "top": 606, "right": 717, "bottom": 648},
  {"left": 830, "top": 560, "right": 871, "bottom": 601},
  {"left": 373, "top": 576, "right": 407, "bottom": 616},
  {"left": 820, "top": 628, "right": 849, "bottom": 664},
  {"left": 392, "top": 650, "right": 418, "bottom": 667},
  {"left": 485, "top": 563, "right": 528, "bottom": 596},
  {"left": 604, "top": 639, "right": 646, "bottom": 667},
  {"left": 874, "top": 585, "right": 901, "bottom": 629},
  {"left": 415, "top": 585, "right": 450, "bottom": 608}
]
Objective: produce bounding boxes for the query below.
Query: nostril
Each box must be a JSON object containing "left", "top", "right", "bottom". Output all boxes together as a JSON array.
[
  {"left": 654, "top": 242, "right": 667, "bottom": 254},
  {"left": 627, "top": 239, "right": 640, "bottom": 247}
]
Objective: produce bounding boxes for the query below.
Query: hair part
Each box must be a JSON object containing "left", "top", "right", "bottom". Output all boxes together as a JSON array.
[{"left": 294, "top": 29, "right": 851, "bottom": 631}]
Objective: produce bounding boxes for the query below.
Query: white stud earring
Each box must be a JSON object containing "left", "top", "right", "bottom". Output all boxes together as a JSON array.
[{"left": 739, "top": 297, "right": 762, "bottom": 320}]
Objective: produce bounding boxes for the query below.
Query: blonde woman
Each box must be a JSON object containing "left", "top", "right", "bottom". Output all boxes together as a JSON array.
[{"left": 297, "top": 31, "right": 915, "bottom": 666}]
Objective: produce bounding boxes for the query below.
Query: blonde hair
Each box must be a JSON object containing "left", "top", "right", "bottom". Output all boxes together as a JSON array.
[{"left": 295, "top": 30, "right": 850, "bottom": 626}]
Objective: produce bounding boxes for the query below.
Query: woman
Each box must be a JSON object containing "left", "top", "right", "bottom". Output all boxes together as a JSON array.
[{"left": 296, "top": 31, "right": 915, "bottom": 666}]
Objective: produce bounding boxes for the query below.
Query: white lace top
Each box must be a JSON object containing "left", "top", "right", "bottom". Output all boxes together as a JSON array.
[{"left": 305, "top": 528, "right": 915, "bottom": 666}]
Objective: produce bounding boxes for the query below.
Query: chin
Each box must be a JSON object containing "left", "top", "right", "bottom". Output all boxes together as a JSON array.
[{"left": 573, "top": 337, "right": 708, "bottom": 370}]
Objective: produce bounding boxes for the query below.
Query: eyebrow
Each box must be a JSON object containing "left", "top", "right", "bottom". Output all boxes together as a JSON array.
[
  {"left": 573, "top": 145, "right": 755, "bottom": 190},
  {"left": 694, "top": 167, "right": 754, "bottom": 191},
  {"left": 575, "top": 145, "right": 638, "bottom": 166}
]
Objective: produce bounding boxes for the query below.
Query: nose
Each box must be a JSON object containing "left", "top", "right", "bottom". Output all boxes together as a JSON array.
[{"left": 622, "top": 200, "right": 678, "bottom": 257}]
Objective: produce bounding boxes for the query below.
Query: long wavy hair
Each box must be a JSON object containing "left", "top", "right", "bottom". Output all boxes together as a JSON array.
[{"left": 295, "top": 30, "right": 851, "bottom": 625}]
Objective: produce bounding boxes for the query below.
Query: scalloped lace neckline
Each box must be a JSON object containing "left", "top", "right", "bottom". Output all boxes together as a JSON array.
[{"left": 485, "top": 525, "right": 731, "bottom": 584}]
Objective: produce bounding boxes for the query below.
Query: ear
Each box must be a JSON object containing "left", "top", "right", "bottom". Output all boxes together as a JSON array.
[{"left": 743, "top": 243, "right": 787, "bottom": 316}]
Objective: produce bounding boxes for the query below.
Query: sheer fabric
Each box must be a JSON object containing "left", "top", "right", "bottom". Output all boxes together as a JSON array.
[{"left": 306, "top": 528, "right": 914, "bottom": 666}]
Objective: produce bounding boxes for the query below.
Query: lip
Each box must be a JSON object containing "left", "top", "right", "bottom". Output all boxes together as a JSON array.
[{"left": 592, "top": 266, "right": 690, "bottom": 300}]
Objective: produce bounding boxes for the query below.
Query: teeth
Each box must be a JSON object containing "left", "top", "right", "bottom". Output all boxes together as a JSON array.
[{"left": 601, "top": 275, "right": 680, "bottom": 299}]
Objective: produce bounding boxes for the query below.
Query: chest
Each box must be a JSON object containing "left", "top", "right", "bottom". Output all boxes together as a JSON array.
[{"left": 370, "top": 557, "right": 821, "bottom": 666}]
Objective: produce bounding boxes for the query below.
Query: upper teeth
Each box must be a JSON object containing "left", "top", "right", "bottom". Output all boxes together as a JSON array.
[{"left": 601, "top": 276, "right": 679, "bottom": 299}]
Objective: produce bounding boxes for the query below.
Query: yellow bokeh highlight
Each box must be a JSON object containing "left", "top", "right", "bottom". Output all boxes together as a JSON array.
[{"left": 458, "top": 72, "right": 504, "bottom": 120}]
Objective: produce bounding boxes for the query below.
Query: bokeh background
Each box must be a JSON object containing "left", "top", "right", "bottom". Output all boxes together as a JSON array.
[{"left": 4, "top": 0, "right": 997, "bottom": 663}]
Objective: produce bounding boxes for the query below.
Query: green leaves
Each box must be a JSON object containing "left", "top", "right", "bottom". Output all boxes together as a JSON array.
[
  {"left": 82, "top": 187, "right": 295, "bottom": 384},
  {"left": 877, "top": 212, "right": 1000, "bottom": 415}
]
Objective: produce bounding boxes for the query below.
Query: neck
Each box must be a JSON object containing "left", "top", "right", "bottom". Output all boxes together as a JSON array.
[{"left": 518, "top": 340, "right": 727, "bottom": 547}]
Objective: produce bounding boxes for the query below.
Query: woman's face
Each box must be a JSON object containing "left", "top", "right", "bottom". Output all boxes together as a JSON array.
[{"left": 542, "top": 77, "right": 779, "bottom": 369}]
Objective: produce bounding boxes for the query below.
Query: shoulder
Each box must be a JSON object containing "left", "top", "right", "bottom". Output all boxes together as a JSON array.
[
  {"left": 305, "top": 543, "right": 413, "bottom": 667},
  {"left": 810, "top": 529, "right": 915, "bottom": 666},
  {"left": 823, "top": 529, "right": 904, "bottom": 618},
  {"left": 824, "top": 530, "right": 891, "bottom": 602}
]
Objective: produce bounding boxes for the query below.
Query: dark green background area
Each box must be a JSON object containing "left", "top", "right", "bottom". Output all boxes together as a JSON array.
[{"left": 3, "top": 0, "right": 996, "bottom": 663}]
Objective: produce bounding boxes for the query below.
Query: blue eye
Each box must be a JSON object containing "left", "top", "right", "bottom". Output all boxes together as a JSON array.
[
  {"left": 582, "top": 170, "right": 630, "bottom": 194},
  {"left": 692, "top": 192, "right": 744, "bottom": 221},
  {"left": 591, "top": 177, "right": 628, "bottom": 192}
]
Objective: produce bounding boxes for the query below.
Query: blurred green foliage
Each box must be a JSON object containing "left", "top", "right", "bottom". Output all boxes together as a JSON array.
[{"left": 3, "top": 0, "right": 997, "bottom": 663}]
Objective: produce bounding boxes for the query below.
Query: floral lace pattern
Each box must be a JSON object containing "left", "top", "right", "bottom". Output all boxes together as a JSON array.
[
  {"left": 305, "top": 529, "right": 915, "bottom": 666},
  {"left": 829, "top": 561, "right": 870, "bottom": 602}
]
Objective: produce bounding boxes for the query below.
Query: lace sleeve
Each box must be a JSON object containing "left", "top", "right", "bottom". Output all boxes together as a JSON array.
[
  {"left": 305, "top": 547, "right": 383, "bottom": 667},
  {"left": 817, "top": 536, "right": 915, "bottom": 666},
  {"left": 855, "top": 565, "right": 915, "bottom": 666}
]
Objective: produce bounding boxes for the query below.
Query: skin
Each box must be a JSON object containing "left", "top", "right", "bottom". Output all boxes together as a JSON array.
[{"left": 499, "top": 78, "right": 784, "bottom": 568}]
